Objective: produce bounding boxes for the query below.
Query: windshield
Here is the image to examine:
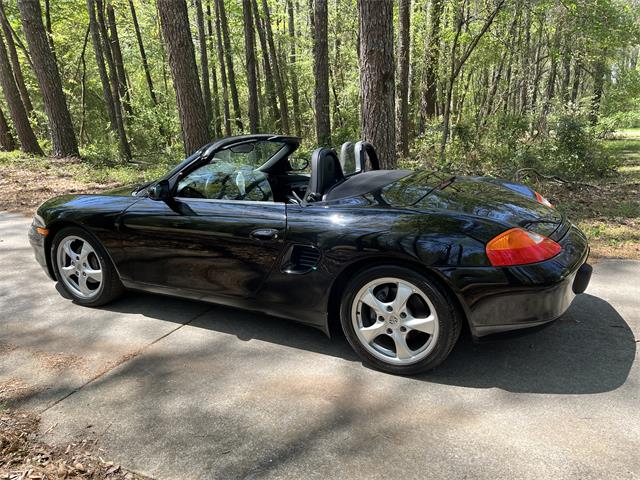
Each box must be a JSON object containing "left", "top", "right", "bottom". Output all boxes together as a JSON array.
[{"left": 212, "top": 140, "right": 287, "bottom": 169}]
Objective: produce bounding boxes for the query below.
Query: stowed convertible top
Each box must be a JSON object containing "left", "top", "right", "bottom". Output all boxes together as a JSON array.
[{"left": 323, "top": 169, "right": 413, "bottom": 202}]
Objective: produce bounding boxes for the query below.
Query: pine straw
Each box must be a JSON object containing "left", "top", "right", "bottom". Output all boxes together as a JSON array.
[{"left": 0, "top": 409, "right": 146, "bottom": 480}]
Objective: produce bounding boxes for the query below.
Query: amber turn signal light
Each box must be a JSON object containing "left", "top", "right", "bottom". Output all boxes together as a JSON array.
[
  {"left": 486, "top": 228, "right": 561, "bottom": 267},
  {"left": 36, "top": 227, "right": 49, "bottom": 236}
]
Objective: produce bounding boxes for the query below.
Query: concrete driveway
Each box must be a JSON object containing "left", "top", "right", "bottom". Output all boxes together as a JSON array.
[{"left": 1, "top": 211, "right": 638, "bottom": 479}]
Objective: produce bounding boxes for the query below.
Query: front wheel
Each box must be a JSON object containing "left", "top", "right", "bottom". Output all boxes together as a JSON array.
[
  {"left": 52, "top": 227, "right": 123, "bottom": 307},
  {"left": 340, "top": 266, "right": 461, "bottom": 375}
]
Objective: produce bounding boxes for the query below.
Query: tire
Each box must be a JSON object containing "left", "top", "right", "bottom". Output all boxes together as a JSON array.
[
  {"left": 51, "top": 226, "right": 124, "bottom": 307},
  {"left": 340, "top": 265, "right": 461, "bottom": 375}
]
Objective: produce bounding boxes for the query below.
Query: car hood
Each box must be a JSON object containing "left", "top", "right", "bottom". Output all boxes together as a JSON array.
[
  {"left": 37, "top": 188, "right": 142, "bottom": 226},
  {"left": 379, "top": 171, "right": 564, "bottom": 237}
]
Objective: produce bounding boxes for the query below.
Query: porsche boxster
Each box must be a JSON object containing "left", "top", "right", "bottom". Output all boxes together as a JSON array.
[{"left": 29, "top": 134, "right": 592, "bottom": 374}]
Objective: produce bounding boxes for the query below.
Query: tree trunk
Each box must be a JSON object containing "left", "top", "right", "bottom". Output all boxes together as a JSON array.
[
  {"left": 358, "top": 0, "right": 395, "bottom": 167},
  {"left": 590, "top": 59, "right": 607, "bottom": 125},
  {"left": 0, "top": 105, "right": 15, "bottom": 151},
  {"left": 560, "top": 40, "right": 571, "bottom": 103},
  {"left": 106, "top": 2, "right": 132, "bottom": 115},
  {"left": 206, "top": 1, "right": 222, "bottom": 137},
  {"left": 261, "top": 0, "right": 289, "bottom": 133},
  {"left": 128, "top": 0, "right": 157, "bottom": 106},
  {"left": 242, "top": 0, "right": 259, "bottom": 133},
  {"left": 287, "top": 0, "right": 301, "bottom": 136},
  {"left": 216, "top": 0, "right": 243, "bottom": 131},
  {"left": 570, "top": 60, "right": 581, "bottom": 103},
  {"left": 419, "top": 0, "right": 442, "bottom": 131},
  {"left": 214, "top": 0, "right": 231, "bottom": 135},
  {"left": 0, "top": 29, "right": 42, "bottom": 155},
  {"left": 440, "top": 0, "right": 504, "bottom": 154},
  {"left": 195, "top": 0, "right": 212, "bottom": 130},
  {"left": 313, "top": 0, "right": 330, "bottom": 146},
  {"left": 43, "top": 0, "right": 56, "bottom": 65},
  {"left": 17, "top": 0, "right": 78, "bottom": 157},
  {"left": 395, "top": 0, "right": 410, "bottom": 158},
  {"left": 87, "top": 0, "right": 117, "bottom": 133},
  {"left": 252, "top": 0, "right": 280, "bottom": 130},
  {"left": 94, "top": 0, "right": 131, "bottom": 160},
  {"left": 157, "top": 0, "right": 209, "bottom": 154},
  {"left": 0, "top": 1, "right": 32, "bottom": 114}
]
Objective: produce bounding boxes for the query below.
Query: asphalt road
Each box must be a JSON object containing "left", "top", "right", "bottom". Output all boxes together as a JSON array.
[{"left": 1, "top": 211, "right": 638, "bottom": 479}]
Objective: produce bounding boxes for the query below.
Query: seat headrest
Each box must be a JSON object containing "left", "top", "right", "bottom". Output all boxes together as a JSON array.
[
  {"left": 354, "top": 141, "right": 380, "bottom": 171},
  {"left": 305, "top": 148, "right": 344, "bottom": 202}
]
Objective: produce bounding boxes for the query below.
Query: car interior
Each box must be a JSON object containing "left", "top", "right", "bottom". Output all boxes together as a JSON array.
[{"left": 174, "top": 138, "right": 408, "bottom": 205}]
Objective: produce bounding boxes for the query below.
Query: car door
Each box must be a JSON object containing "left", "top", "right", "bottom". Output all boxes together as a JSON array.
[{"left": 118, "top": 147, "right": 286, "bottom": 300}]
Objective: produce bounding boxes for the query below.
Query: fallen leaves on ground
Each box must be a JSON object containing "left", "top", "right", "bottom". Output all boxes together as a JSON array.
[{"left": 0, "top": 409, "right": 146, "bottom": 480}]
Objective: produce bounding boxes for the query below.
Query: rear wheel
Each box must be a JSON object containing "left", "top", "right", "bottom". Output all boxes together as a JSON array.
[
  {"left": 52, "top": 227, "right": 123, "bottom": 307},
  {"left": 340, "top": 266, "right": 461, "bottom": 374}
]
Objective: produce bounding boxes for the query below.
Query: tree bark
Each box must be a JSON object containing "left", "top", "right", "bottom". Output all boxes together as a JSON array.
[
  {"left": 590, "top": 59, "right": 607, "bottom": 125},
  {"left": 106, "top": 2, "right": 132, "bottom": 115},
  {"left": 128, "top": 0, "right": 157, "bottom": 106},
  {"left": 252, "top": 0, "right": 280, "bottom": 130},
  {"left": 214, "top": 0, "right": 231, "bottom": 135},
  {"left": 0, "top": 105, "right": 15, "bottom": 151},
  {"left": 195, "top": 0, "right": 212, "bottom": 130},
  {"left": 261, "top": 0, "right": 289, "bottom": 133},
  {"left": 0, "top": 29, "right": 41, "bottom": 155},
  {"left": 313, "top": 0, "right": 330, "bottom": 146},
  {"left": 358, "top": 0, "right": 395, "bottom": 167},
  {"left": 157, "top": 0, "right": 209, "bottom": 154},
  {"left": 216, "top": 0, "right": 243, "bottom": 131},
  {"left": 395, "top": 0, "right": 410, "bottom": 158},
  {"left": 206, "top": 1, "right": 222, "bottom": 137},
  {"left": 42, "top": 0, "right": 57, "bottom": 66},
  {"left": 0, "top": 1, "right": 32, "bottom": 114},
  {"left": 94, "top": 0, "right": 131, "bottom": 159},
  {"left": 242, "top": 0, "right": 259, "bottom": 133},
  {"left": 419, "top": 0, "right": 442, "bottom": 131},
  {"left": 17, "top": 0, "right": 78, "bottom": 157},
  {"left": 287, "top": 0, "right": 302, "bottom": 136},
  {"left": 570, "top": 59, "right": 581, "bottom": 103},
  {"left": 87, "top": 0, "right": 117, "bottom": 133}
]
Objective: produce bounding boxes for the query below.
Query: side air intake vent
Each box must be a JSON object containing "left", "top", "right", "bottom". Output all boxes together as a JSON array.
[{"left": 283, "top": 245, "right": 321, "bottom": 274}]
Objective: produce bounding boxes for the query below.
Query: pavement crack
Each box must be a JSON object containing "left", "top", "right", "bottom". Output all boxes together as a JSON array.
[{"left": 38, "top": 307, "right": 214, "bottom": 414}]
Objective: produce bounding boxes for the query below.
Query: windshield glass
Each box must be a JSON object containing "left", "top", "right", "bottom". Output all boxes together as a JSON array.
[{"left": 212, "top": 140, "right": 287, "bottom": 169}]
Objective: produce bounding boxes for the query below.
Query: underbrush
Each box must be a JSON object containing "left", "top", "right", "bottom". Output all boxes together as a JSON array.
[{"left": 406, "top": 108, "right": 619, "bottom": 180}]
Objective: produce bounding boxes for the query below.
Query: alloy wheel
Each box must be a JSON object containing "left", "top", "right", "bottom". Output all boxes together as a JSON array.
[
  {"left": 351, "top": 277, "right": 440, "bottom": 365},
  {"left": 56, "top": 235, "right": 103, "bottom": 300}
]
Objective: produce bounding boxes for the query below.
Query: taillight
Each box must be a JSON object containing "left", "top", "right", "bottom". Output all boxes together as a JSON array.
[
  {"left": 534, "top": 191, "right": 553, "bottom": 208},
  {"left": 486, "top": 228, "right": 561, "bottom": 266}
]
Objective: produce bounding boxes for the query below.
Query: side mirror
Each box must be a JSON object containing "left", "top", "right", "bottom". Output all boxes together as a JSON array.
[
  {"left": 148, "top": 180, "right": 171, "bottom": 200},
  {"left": 290, "top": 157, "right": 309, "bottom": 172}
]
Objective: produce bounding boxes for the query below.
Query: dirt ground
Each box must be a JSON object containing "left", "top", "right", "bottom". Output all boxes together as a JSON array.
[{"left": 0, "top": 161, "right": 120, "bottom": 217}]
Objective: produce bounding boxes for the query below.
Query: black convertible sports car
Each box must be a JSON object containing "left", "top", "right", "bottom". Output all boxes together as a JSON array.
[{"left": 29, "top": 134, "right": 592, "bottom": 374}]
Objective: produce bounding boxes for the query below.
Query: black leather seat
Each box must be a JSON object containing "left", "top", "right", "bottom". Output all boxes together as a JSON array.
[{"left": 304, "top": 148, "right": 344, "bottom": 202}]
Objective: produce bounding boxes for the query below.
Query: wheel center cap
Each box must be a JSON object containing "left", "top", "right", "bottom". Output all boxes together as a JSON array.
[{"left": 388, "top": 316, "right": 399, "bottom": 326}]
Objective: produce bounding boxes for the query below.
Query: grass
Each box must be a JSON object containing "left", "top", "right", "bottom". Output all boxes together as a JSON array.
[
  {"left": 543, "top": 128, "right": 640, "bottom": 259},
  {"left": 0, "top": 149, "right": 176, "bottom": 185}
]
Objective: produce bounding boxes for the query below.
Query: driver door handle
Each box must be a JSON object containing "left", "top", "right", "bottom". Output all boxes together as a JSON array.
[{"left": 250, "top": 228, "right": 279, "bottom": 241}]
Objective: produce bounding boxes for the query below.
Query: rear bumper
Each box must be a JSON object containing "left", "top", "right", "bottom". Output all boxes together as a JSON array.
[
  {"left": 472, "top": 262, "right": 592, "bottom": 336},
  {"left": 438, "top": 224, "right": 591, "bottom": 337}
]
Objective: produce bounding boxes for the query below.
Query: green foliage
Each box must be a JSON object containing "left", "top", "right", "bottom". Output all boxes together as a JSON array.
[{"left": 0, "top": 0, "right": 637, "bottom": 183}]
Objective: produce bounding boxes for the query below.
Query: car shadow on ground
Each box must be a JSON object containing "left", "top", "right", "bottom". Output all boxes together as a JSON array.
[{"left": 97, "top": 291, "right": 636, "bottom": 396}]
